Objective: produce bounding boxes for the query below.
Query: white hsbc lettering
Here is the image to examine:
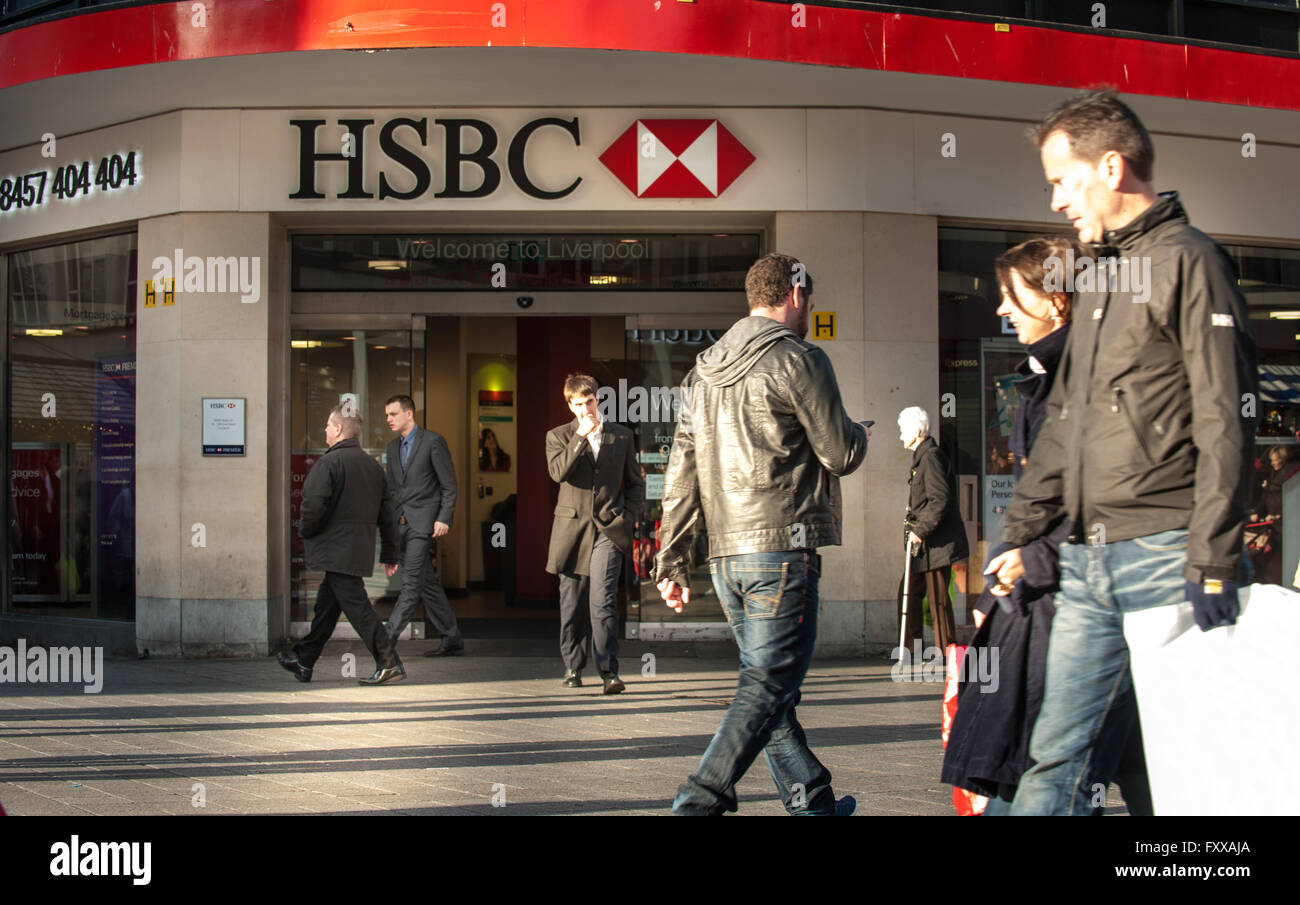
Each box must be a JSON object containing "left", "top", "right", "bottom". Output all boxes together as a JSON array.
[{"left": 290, "top": 116, "right": 583, "bottom": 202}]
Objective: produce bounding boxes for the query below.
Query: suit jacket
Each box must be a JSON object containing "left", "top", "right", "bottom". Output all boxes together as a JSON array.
[
  {"left": 546, "top": 420, "right": 645, "bottom": 576},
  {"left": 300, "top": 438, "right": 398, "bottom": 576},
  {"left": 385, "top": 427, "right": 457, "bottom": 536}
]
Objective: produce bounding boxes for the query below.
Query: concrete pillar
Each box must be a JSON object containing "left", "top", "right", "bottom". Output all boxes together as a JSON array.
[
  {"left": 135, "top": 212, "right": 275, "bottom": 657},
  {"left": 773, "top": 211, "right": 939, "bottom": 655}
]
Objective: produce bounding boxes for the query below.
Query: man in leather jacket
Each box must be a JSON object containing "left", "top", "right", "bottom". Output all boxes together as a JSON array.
[
  {"left": 985, "top": 91, "right": 1258, "bottom": 815},
  {"left": 655, "top": 253, "right": 869, "bottom": 815}
]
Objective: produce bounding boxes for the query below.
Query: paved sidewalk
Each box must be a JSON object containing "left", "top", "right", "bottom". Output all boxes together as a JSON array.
[{"left": 0, "top": 639, "right": 1128, "bottom": 816}]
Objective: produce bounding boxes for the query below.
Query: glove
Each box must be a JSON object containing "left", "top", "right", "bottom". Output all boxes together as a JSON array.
[{"left": 1184, "top": 580, "right": 1241, "bottom": 631}]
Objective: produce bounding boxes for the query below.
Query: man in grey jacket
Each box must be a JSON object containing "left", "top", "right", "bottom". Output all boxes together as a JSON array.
[
  {"left": 382, "top": 395, "right": 464, "bottom": 657},
  {"left": 985, "top": 91, "right": 1258, "bottom": 815},
  {"left": 278, "top": 405, "right": 403, "bottom": 685},
  {"left": 655, "top": 253, "right": 870, "bottom": 815}
]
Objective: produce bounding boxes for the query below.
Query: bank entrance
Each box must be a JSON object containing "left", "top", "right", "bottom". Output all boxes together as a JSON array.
[{"left": 287, "top": 230, "right": 757, "bottom": 643}]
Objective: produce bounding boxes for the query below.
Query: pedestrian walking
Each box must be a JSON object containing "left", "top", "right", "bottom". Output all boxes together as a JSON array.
[
  {"left": 278, "top": 404, "right": 404, "bottom": 685},
  {"left": 656, "top": 252, "right": 869, "bottom": 815},
  {"left": 989, "top": 91, "right": 1258, "bottom": 815},
  {"left": 545, "top": 373, "right": 645, "bottom": 693},
  {"left": 941, "top": 235, "right": 1151, "bottom": 816},
  {"left": 381, "top": 394, "right": 464, "bottom": 657}
]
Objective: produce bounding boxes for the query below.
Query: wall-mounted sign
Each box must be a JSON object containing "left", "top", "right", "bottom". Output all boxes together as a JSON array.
[
  {"left": 812, "top": 311, "right": 837, "bottom": 341},
  {"left": 202, "top": 398, "right": 246, "bottom": 456},
  {"left": 0, "top": 151, "right": 141, "bottom": 216}
]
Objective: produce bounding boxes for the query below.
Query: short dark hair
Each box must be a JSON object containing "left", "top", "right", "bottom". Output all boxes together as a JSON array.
[
  {"left": 563, "top": 373, "right": 598, "bottom": 401},
  {"left": 1032, "top": 90, "right": 1155, "bottom": 183},
  {"left": 385, "top": 394, "right": 415, "bottom": 412},
  {"left": 994, "top": 235, "right": 1090, "bottom": 323},
  {"left": 745, "top": 253, "right": 814, "bottom": 311}
]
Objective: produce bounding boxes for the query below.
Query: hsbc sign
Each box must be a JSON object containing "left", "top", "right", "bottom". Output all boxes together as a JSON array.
[{"left": 290, "top": 115, "right": 755, "bottom": 202}]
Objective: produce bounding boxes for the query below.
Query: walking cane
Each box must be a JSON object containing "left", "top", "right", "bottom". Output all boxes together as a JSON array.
[{"left": 898, "top": 524, "right": 913, "bottom": 662}]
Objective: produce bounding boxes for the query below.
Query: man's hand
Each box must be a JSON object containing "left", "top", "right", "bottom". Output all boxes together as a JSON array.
[
  {"left": 859, "top": 421, "right": 873, "bottom": 442},
  {"left": 577, "top": 414, "right": 598, "bottom": 437},
  {"left": 986, "top": 547, "right": 1025, "bottom": 595},
  {"left": 431, "top": 521, "right": 450, "bottom": 538},
  {"left": 908, "top": 530, "right": 922, "bottom": 557},
  {"left": 657, "top": 578, "right": 690, "bottom": 613},
  {"left": 385, "top": 563, "right": 399, "bottom": 578},
  {"left": 1185, "top": 580, "right": 1241, "bottom": 631}
]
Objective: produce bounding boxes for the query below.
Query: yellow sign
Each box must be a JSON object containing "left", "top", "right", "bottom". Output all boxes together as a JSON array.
[
  {"left": 144, "top": 279, "right": 174, "bottom": 308},
  {"left": 812, "top": 311, "right": 837, "bottom": 341},
  {"left": 162, "top": 278, "right": 175, "bottom": 306},
  {"left": 144, "top": 280, "right": 156, "bottom": 308}
]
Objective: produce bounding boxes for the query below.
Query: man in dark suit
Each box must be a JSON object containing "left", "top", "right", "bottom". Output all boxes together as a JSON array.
[
  {"left": 278, "top": 404, "right": 404, "bottom": 685},
  {"left": 546, "top": 373, "right": 645, "bottom": 694},
  {"left": 382, "top": 394, "right": 464, "bottom": 657}
]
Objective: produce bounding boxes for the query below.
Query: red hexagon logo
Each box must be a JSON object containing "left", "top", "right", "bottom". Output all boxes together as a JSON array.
[{"left": 599, "top": 119, "right": 755, "bottom": 198}]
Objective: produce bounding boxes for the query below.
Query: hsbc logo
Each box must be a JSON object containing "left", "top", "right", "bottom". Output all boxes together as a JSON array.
[
  {"left": 599, "top": 119, "right": 755, "bottom": 198},
  {"left": 289, "top": 114, "right": 755, "bottom": 203}
]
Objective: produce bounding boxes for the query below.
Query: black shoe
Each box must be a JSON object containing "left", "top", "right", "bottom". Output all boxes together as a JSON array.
[
  {"left": 563, "top": 670, "right": 582, "bottom": 687},
  {"left": 602, "top": 674, "right": 625, "bottom": 695},
  {"left": 277, "top": 651, "right": 312, "bottom": 683},
  {"left": 423, "top": 643, "right": 465, "bottom": 657},
  {"left": 359, "top": 664, "right": 406, "bottom": 685}
]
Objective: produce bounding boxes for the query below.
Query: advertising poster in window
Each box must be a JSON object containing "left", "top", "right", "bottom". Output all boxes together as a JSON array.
[{"left": 10, "top": 446, "right": 63, "bottom": 598}]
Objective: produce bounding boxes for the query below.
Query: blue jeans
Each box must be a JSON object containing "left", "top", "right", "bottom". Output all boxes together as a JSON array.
[
  {"left": 1009, "top": 529, "right": 1184, "bottom": 815},
  {"left": 671, "top": 551, "right": 836, "bottom": 816}
]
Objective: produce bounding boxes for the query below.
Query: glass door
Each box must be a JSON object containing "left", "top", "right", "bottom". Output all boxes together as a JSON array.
[
  {"left": 625, "top": 323, "right": 731, "bottom": 627},
  {"left": 289, "top": 324, "right": 420, "bottom": 625}
]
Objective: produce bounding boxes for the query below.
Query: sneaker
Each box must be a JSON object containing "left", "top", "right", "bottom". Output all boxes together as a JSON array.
[
  {"left": 834, "top": 795, "right": 858, "bottom": 816},
  {"left": 562, "top": 670, "right": 582, "bottom": 687},
  {"left": 601, "top": 674, "right": 625, "bottom": 695}
]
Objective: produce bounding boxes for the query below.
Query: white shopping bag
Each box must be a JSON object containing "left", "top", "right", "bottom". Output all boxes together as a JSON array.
[{"left": 1123, "top": 583, "right": 1300, "bottom": 816}]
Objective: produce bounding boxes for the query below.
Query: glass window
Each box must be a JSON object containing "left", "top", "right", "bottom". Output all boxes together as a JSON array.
[
  {"left": 938, "top": 227, "right": 1300, "bottom": 591},
  {"left": 6, "top": 233, "right": 137, "bottom": 619},
  {"left": 292, "top": 233, "right": 760, "bottom": 291}
]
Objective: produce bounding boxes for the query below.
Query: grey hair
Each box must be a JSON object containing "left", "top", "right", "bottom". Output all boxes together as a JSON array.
[
  {"left": 328, "top": 405, "right": 363, "bottom": 440},
  {"left": 897, "top": 406, "right": 930, "bottom": 439}
]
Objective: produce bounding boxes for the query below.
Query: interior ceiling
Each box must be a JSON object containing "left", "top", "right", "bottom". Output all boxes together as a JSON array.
[{"left": 3, "top": 46, "right": 1299, "bottom": 153}]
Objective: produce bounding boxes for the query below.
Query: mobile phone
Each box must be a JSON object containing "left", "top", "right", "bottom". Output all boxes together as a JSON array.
[{"left": 863, "top": 420, "right": 875, "bottom": 428}]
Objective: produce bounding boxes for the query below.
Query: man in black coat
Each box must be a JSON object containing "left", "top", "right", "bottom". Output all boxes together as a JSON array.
[
  {"left": 897, "top": 405, "right": 968, "bottom": 654},
  {"left": 381, "top": 394, "right": 464, "bottom": 657},
  {"left": 546, "top": 373, "right": 645, "bottom": 693},
  {"left": 278, "top": 404, "right": 404, "bottom": 685}
]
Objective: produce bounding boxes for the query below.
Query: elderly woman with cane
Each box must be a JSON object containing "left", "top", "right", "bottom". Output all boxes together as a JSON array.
[{"left": 897, "top": 406, "right": 968, "bottom": 659}]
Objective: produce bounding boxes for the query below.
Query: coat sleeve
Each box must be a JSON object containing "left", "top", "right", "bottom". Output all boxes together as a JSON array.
[
  {"left": 547, "top": 427, "right": 587, "bottom": 484},
  {"left": 428, "top": 433, "right": 458, "bottom": 527},
  {"left": 298, "top": 456, "right": 336, "bottom": 539},
  {"left": 654, "top": 376, "right": 702, "bottom": 588},
  {"left": 1001, "top": 346, "right": 1071, "bottom": 547},
  {"left": 1017, "top": 517, "right": 1071, "bottom": 591},
  {"left": 1179, "top": 244, "right": 1258, "bottom": 583},
  {"left": 909, "top": 446, "right": 950, "bottom": 540},
  {"left": 787, "top": 346, "right": 868, "bottom": 477}
]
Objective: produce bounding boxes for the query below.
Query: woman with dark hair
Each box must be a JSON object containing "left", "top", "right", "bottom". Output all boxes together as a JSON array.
[
  {"left": 478, "top": 428, "right": 511, "bottom": 473},
  {"left": 941, "top": 236, "right": 1151, "bottom": 815}
]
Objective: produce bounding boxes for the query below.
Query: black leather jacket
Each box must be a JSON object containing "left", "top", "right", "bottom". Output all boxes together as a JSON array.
[
  {"left": 654, "top": 316, "right": 868, "bottom": 587},
  {"left": 1000, "top": 193, "right": 1258, "bottom": 583}
]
